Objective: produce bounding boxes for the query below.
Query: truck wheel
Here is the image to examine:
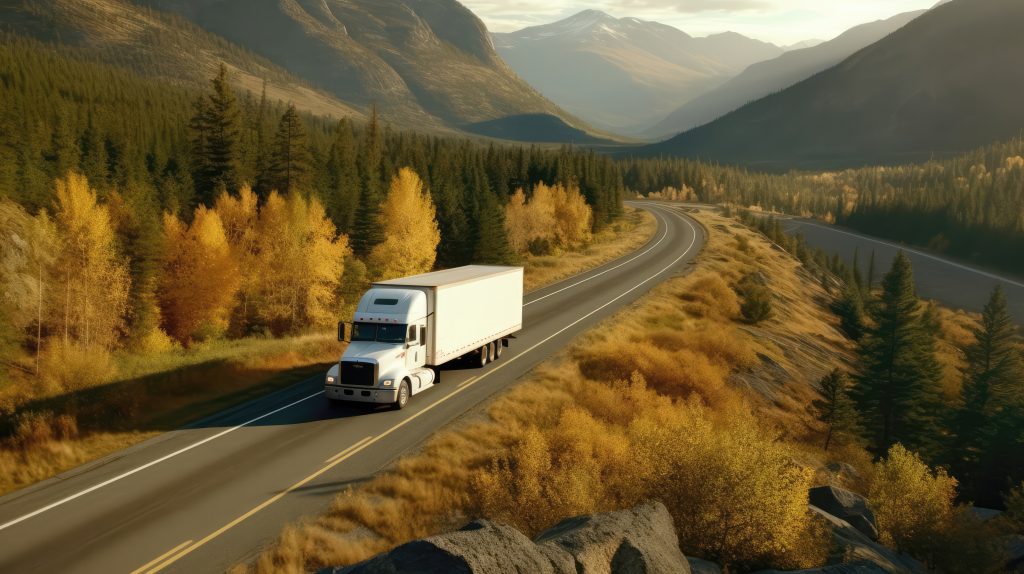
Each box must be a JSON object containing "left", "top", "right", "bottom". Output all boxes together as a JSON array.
[
  {"left": 493, "top": 340, "right": 502, "bottom": 359},
  {"left": 478, "top": 345, "right": 489, "bottom": 367},
  {"left": 394, "top": 380, "right": 410, "bottom": 410}
]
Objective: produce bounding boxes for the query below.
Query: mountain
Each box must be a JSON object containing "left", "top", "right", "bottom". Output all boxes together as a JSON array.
[
  {"left": 135, "top": 0, "right": 598, "bottom": 139},
  {"left": 647, "top": 9, "right": 926, "bottom": 139},
  {"left": 2, "top": 0, "right": 601, "bottom": 142},
  {"left": 640, "top": 0, "right": 1024, "bottom": 169},
  {"left": 492, "top": 10, "right": 782, "bottom": 133},
  {"left": 783, "top": 39, "right": 824, "bottom": 51},
  {"left": 0, "top": 0, "right": 364, "bottom": 121}
]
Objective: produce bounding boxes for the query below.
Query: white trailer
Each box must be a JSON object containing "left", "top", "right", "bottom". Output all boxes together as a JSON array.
[{"left": 325, "top": 266, "right": 523, "bottom": 409}]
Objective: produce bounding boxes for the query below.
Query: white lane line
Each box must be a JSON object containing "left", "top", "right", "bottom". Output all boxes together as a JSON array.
[
  {"left": 133, "top": 207, "right": 702, "bottom": 573},
  {"left": 0, "top": 391, "right": 325, "bottom": 532},
  {"left": 524, "top": 205, "right": 668, "bottom": 307},
  {"left": 0, "top": 203, "right": 679, "bottom": 533},
  {"left": 784, "top": 218, "right": 1024, "bottom": 289}
]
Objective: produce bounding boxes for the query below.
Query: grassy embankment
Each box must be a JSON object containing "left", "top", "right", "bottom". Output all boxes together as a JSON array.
[
  {"left": 0, "top": 207, "right": 655, "bottom": 497},
  {"left": 239, "top": 206, "right": 870, "bottom": 574}
]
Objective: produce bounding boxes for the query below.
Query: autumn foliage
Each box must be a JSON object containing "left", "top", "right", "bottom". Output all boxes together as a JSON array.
[
  {"left": 368, "top": 168, "right": 440, "bottom": 281},
  {"left": 505, "top": 182, "right": 592, "bottom": 255}
]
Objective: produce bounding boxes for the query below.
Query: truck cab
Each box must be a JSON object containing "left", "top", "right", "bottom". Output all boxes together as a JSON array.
[{"left": 325, "top": 287, "right": 435, "bottom": 408}]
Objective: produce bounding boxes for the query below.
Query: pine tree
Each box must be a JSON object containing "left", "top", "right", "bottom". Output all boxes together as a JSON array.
[
  {"left": 352, "top": 106, "right": 384, "bottom": 257},
  {"left": 191, "top": 64, "right": 241, "bottom": 204},
  {"left": 813, "top": 369, "right": 862, "bottom": 451},
  {"left": 832, "top": 279, "right": 866, "bottom": 340},
  {"left": 855, "top": 251, "right": 945, "bottom": 456},
  {"left": 952, "top": 285, "right": 1024, "bottom": 504},
  {"left": 268, "top": 104, "right": 312, "bottom": 194},
  {"left": 867, "top": 249, "right": 877, "bottom": 291},
  {"left": 473, "top": 189, "right": 515, "bottom": 265},
  {"left": 326, "top": 118, "right": 359, "bottom": 232}
]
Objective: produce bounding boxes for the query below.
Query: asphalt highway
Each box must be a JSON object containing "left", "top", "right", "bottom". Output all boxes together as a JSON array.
[
  {"left": 779, "top": 217, "right": 1024, "bottom": 324},
  {"left": 0, "top": 202, "right": 705, "bottom": 574}
]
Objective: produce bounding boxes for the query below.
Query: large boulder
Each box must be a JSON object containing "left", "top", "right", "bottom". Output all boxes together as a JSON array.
[
  {"left": 809, "top": 506, "right": 926, "bottom": 574},
  {"left": 535, "top": 501, "right": 690, "bottom": 574},
  {"left": 325, "top": 520, "right": 558, "bottom": 574},
  {"left": 687, "top": 557, "right": 722, "bottom": 574},
  {"left": 809, "top": 486, "right": 878, "bottom": 540},
  {"left": 322, "top": 501, "right": 691, "bottom": 574}
]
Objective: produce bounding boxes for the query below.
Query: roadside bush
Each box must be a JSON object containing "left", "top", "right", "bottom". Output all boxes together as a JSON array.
[
  {"left": 736, "top": 272, "right": 774, "bottom": 324},
  {"left": 678, "top": 273, "right": 740, "bottom": 319},
  {"left": 868, "top": 444, "right": 957, "bottom": 554},
  {"left": 39, "top": 342, "right": 117, "bottom": 395}
]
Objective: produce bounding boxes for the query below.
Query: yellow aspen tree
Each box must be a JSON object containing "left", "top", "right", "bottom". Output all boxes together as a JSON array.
[
  {"left": 552, "top": 183, "right": 593, "bottom": 250},
  {"left": 214, "top": 185, "right": 259, "bottom": 331},
  {"left": 252, "top": 192, "right": 348, "bottom": 334},
  {"left": 0, "top": 201, "right": 57, "bottom": 371},
  {"left": 525, "top": 182, "right": 557, "bottom": 250},
  {"left": 368, "top": 167, "right": 441, "bottom": 281},
  {"left": 52, "top": 172, "right": 130, "bottom": 349},
  {"left": 504, "top": 188, "right": 531, "bottom": 254},
  {"left": 158, "top": 206, "right": 240, "bottom": 343}
]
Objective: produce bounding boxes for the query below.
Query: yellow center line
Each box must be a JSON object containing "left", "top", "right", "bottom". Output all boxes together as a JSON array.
[
  {"left": 456, "top": 375, "right": 479, "bottom": 388},
  {"left": 129, "top": 539, "right": 192, "bottom": 574},
  {"left": 140, "top": 204, "right": 696, "bottom": 574},
  {"left": 325, "top": 435, "right": 375, "bottom": 463}
]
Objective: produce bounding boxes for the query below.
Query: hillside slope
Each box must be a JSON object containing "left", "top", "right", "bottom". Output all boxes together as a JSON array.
[
  {"left": 493, "top": 10, "right": 781, "bottom": 133},
  {"left": 641, "top": 0, "right": 1024, "bottom": 169},
  {"left": 0, "top": 0, "right": 364, "bottom": 121},
  {"left": 646, "top": 9, "right": 926, "bottom": 139},
  {"left": 138, "top": 0, "right": 596, "bottom": 138}
]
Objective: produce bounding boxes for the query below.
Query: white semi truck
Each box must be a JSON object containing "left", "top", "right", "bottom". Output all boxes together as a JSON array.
[{"left": 326, "top": 265, "right": 523, "bottom": 409}]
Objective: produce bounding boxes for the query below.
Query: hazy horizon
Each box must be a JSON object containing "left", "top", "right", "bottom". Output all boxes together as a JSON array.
[{"left": 462, "top": 0, "right": 938, "bottom": 45}]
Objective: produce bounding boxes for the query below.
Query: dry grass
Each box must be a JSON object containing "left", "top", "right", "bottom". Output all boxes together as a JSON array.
[
  {"left": 238, "top": 205, "right": 856, "bottom": 574},
  {"left": 522, "top": 206, "right": 656, "bottom": 292}
]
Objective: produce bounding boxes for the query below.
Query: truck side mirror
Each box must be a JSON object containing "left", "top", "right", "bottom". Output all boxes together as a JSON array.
[{"left": 338, "top": 322, "right": 351, "bottom": 342}]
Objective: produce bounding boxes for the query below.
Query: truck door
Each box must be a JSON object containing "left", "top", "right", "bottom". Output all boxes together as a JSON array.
[{"left": 405, "top": 324, "right": 425, "bottom": 372}]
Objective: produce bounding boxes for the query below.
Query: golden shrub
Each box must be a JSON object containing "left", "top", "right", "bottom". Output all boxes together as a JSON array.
[{"left": 868, "top": 444, "right": 958, "bottom": 552}]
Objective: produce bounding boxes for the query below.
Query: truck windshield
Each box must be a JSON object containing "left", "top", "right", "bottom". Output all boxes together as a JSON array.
[{"left": 351, "top": 322, "right": 407, "bottom": 344}]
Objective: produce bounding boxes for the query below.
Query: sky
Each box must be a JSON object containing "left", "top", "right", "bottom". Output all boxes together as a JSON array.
[{"left": 459, "top": 0, "right": 939, "bottom": 46}]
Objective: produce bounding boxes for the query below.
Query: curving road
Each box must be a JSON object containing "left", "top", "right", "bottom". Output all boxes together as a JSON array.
[
  {"left": 778, "top": 218, "right": 1024, "bottom": 324},
  {"left": 0, "top": 202, "right": 705, "bottom": 574}
]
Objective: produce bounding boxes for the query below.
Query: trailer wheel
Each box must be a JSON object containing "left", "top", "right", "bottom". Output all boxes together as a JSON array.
[
  {"left": 477, "top": 345, "right": 489, "bottom": 367},
  {"left": 493, "top": 339, "right": 503, "bottom": 359},
  {"left": 394, "top": 380, "right": 410, "bottom": 410}
]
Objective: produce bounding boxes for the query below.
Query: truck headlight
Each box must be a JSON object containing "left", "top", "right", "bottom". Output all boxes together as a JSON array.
[
  {"left": 326, "top": 376, "right": 335, "bottom": 384},
  {"left": 382, "top": 379, "right": 393, "bottom": 387}
]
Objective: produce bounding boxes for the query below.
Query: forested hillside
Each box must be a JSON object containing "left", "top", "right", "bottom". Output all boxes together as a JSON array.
[
  {"left": 0, "top": 36, "right": 624, "bottom": 412},
  {"left": 622, "top": 138, "right": 1024, "bottom": 275}
]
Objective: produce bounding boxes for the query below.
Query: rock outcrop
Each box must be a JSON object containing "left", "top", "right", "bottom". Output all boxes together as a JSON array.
[
  {"left": 808, "top": 506, "right": 926, "bottom": 574},
  {"left": 323, "top": 501, "right": 690, "bottom": 574},
  {"left": 808, "top": 486, "right": 879, "bottom": 540}
]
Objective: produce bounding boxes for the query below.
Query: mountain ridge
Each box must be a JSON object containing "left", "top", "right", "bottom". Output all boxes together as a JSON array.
[
  {"left": 493, "top": 10, "right": 782, "bottom": 134},
  {"left": 646, "top": 8, "right": 927, "bottom": 139},
  {"left": 639, "top": 0, "right": 1024, "bottom": 169}
]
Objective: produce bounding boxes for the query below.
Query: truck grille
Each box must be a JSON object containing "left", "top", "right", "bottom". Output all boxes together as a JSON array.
[{"left": 340, "top": 361, "right": 377, "bottom": 386}]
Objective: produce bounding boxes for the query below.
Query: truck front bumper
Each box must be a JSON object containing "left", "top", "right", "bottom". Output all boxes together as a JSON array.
[{"left": 325, "top": 385, "right": 398, "bottom": 404}]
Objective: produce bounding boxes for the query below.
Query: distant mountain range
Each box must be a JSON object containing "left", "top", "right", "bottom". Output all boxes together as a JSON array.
[
  {"left": 639, "top": 0, "right": 1024, "bottom": 169},
  {"left": 645, "top": 9, "right": 927, "bottom": 139},
  {"left": 492, "top": 10, "right": 783, "bottom": 134},
  {"left": 1, "top": 0, "right": 606, "bottom": 142}
]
